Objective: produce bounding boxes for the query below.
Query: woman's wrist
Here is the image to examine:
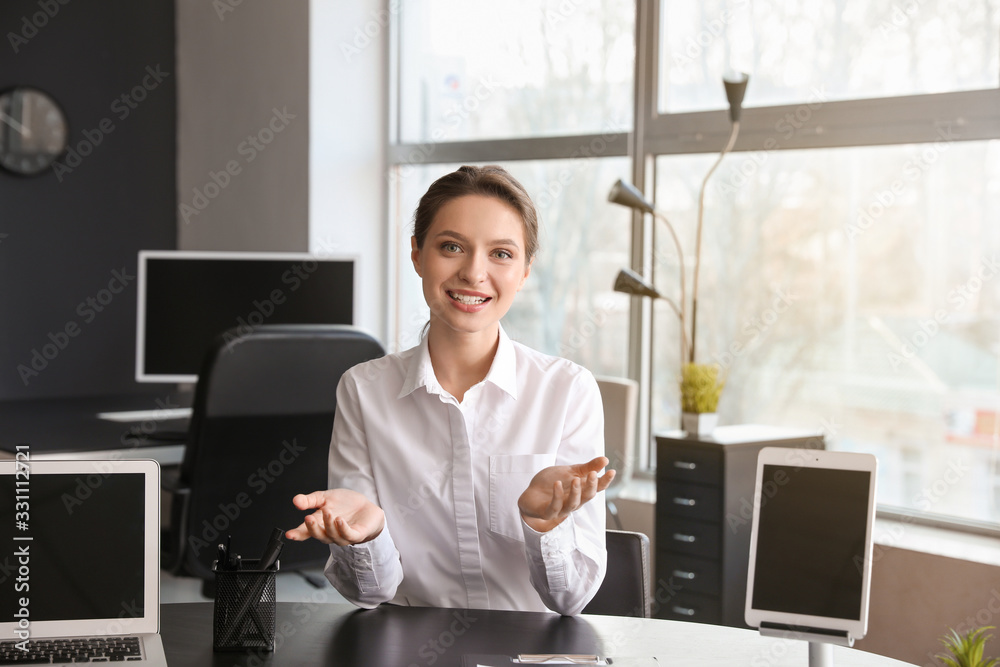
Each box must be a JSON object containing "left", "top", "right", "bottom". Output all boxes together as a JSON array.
[{"left": 520, "top": 513, "right": 566, "bottom": 533}]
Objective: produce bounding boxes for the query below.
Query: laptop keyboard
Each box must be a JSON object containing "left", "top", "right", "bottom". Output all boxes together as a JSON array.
[{"left": 0, "top": 636, "right": 143, "bottom": 664}]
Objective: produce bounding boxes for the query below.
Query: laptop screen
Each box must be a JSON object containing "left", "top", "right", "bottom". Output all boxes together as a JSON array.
[{"left": 0, "top": 471, "right": 146, "bottom": 624}]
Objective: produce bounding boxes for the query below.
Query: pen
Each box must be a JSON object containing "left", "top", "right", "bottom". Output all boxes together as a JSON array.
[
  {"left": 217, "top": 543, "right": 228, "bottom": 571},
  {"left": 258, "top": 527, "right": 284, "bottom": 571}
]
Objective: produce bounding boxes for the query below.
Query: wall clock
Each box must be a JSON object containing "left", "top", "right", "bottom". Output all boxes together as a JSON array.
[{"left": 0, "top": 87, "right": 68, "bottom": 176}]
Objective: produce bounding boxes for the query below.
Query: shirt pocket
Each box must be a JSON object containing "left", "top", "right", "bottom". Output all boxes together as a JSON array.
[{"left": 488, "top": 453, "right": 556, "bottom": 542}]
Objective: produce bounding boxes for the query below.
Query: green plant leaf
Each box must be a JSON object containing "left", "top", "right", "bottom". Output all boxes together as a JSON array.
[
  {"left": 680, "top": 363, "right": 725, "bottom": 413},
  {"left": 937, "top": 626, "right": 997, "bottom": 667}
]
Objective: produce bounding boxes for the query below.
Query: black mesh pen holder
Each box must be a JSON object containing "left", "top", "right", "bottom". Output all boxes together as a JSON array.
[{"left": 212, "top": 559, "right": 278, "bottom": 652}]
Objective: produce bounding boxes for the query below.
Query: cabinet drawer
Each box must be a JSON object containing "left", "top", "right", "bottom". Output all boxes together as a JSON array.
[
  {"left": 657, "top": 443, "right": 722, "bottom": 486},
  {"left": 658, "top": 552, "right": 720, "bottom": 596},
  {"left": 657, "top": 481, "right": 721, "bottom": 521},
  {"left": 656, "top": 517, "right": 719, "bottom": 559},
  {"left": 658, "top": 590, "right": 721, "bottom": 624}
]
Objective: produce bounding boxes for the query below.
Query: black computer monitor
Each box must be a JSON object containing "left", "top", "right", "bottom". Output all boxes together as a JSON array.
[{"left": 136, "top": 251, "right": 355, "bottom": 383}]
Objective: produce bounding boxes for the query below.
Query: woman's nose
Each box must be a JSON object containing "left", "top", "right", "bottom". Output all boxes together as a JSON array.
[{"left": 458, "top": 252, "right": 487, "bottom": 284}]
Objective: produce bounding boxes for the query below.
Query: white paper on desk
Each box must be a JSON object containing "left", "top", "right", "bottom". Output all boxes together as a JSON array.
[{"left": 471, "top": 658, "right": 657, "bottom": 666}]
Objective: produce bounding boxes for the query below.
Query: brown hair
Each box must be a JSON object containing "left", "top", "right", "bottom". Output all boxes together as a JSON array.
[{"left": 412, "top": 165, "right": 539, "bottom": 262}]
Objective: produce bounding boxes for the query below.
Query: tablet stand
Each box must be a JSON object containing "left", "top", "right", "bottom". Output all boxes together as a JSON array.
[
  {"left": 758, "top": 625, "right": 852, "bottom": 667},
  {"left": 809, "top": 641, "right": 833, "bottom": 667}
]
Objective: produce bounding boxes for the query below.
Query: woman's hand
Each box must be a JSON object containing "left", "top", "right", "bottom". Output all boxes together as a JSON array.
[
  {"left": 286, "top": 488, "right": 385, "bottom": 546},
  {"left": 517, "top": 456, "right": 615, "bottom": 533}
]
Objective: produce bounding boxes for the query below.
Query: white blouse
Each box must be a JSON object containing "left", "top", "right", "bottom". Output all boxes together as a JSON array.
[{"left": 322, "top": 326, "right": 607, "bottom": 614}]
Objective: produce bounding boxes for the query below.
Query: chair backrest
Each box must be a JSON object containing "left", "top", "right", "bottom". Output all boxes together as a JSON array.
[
  {"left": 595, "top": 376, "right": 639, "bottom": 497},
  {"left": 583, "top": 529, "right": 651, "bottom": 618},
  {"left": 175, "top": 324, "right": 385, "bottom": 581},
  {"left": 583, "top": 530, "right": 652, "bottom": 618}
]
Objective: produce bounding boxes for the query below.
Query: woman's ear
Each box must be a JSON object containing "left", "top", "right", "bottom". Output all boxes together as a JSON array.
[
  {"left": 516, "top": 256, "right": 533, "bottom": 292},
  {"left": 410, "top": 236, "right": 422, "bottom": 277}
]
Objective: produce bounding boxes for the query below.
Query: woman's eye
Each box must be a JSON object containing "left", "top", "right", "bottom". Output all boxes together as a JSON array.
[
  {"left": 442, "top": 242, "right": 461, "bottom": 253},
  {"left": 494, "top": 249, "right": 513, "bottom": 260}
]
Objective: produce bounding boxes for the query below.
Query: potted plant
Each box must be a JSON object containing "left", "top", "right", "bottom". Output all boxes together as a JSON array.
[
  {"left": 680, "top": 363, "right": 725, "bottom": 435},
  {"left": 937, "top": 626, "right": 998, "bottom": 667}
]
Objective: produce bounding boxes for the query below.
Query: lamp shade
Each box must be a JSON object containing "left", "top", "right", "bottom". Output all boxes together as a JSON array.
[
  {"left": 723, "top": 73, "right": 749, "bottom": 123},
  {"left": 608, "top": 179, "right": 654, "bottom": 214},
  {"left": 613, "top": 268, "right": 662, "bottom": 299}
]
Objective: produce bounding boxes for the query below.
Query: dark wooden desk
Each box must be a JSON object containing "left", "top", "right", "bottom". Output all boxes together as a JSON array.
[
  {"left": 0, "top": 393, "right": 190, "bottom": 465},
  {"left": 161, "top": 602, "right": 913, "bottom": 667}
]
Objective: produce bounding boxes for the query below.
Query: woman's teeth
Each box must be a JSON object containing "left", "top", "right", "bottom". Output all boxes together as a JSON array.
[{"left": 450, "top": 291, "right": 488, "bottom": 305}]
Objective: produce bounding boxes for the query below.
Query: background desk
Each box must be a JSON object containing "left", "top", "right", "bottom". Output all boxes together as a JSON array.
[
  {"left": 161, "top": 602, "right": 914, "bottom": 667},
  {"left": 0, "top": 393, "right": 190, "bottom": 465}
]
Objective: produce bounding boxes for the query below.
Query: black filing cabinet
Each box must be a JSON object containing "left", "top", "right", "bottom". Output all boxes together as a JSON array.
[{"left": 655, "top": 425, "right": 824, "bottom": 627}]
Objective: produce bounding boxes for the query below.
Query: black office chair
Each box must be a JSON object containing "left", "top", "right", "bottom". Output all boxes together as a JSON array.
[
  {"left": 583, "top": 529, "right": 651, "bottom": 618},
  {"left": 162, "top": 324, "right": 385, "bottom": 595}
]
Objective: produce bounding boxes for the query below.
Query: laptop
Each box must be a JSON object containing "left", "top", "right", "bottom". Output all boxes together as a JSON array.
[{"left": 0, "top": 458, "right": 168, "bottom": 665}]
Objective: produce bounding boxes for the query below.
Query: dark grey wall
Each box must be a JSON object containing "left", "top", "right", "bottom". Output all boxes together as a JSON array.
[{"left": 0, "top": 0, "right": 176, "bottom": 400}]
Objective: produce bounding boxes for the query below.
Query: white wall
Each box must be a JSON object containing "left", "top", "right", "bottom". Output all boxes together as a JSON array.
[
  {"left": 176, "top": 0, "right": 387, "bottom": 342},
  {"left": 309, "top": 0, "right": 389, "bottom": 342},
  {"left": 176, "top": 0, "right": 310, "bottom": 251}
]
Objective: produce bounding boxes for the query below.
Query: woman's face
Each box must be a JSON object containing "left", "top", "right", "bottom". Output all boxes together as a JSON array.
[{"left": 411, "top": 194, "right": 532, "bottom": 339}]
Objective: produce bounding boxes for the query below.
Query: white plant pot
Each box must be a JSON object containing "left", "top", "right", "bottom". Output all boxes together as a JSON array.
[{"left": 681, "top": 411, "right": 718, "bottom": 436}]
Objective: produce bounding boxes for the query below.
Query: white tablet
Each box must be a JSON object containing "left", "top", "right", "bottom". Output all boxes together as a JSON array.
[{"left": 745, "top": 448, "right": 878, "bottom": 645}]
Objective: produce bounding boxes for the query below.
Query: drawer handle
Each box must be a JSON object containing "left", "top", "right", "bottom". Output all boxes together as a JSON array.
[
  {"left": 673, "top": 461, "right": 697, "bottom": 470},
  {"left": 673, "top": 497, "right": 696, "bottom": 506},
  {"left": 672, "top": 605, "right": 696, "bottom": 616},
  {"left": 673, "top": 533, "right": 696, "bottom": 543},
  {"left": 672, "top": 570, "right": 696, "bottom": 580}
]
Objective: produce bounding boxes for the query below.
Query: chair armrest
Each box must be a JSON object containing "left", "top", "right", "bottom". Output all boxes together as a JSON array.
[
  {"left": 161, "top": 465, "right": 191, "bottom": 574},
  {"left": 161, "top": 466, "right": 189, "bottom": 495}
]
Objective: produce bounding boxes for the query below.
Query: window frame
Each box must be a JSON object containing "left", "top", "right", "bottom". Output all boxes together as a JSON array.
[{"left": 387, "top": 0, "right": 1000, "bottom": 527}]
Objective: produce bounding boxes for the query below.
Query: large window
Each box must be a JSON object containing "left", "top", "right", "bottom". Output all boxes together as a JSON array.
[{"left": 389, "top": 0, "right": 1000, "bottom": 527}]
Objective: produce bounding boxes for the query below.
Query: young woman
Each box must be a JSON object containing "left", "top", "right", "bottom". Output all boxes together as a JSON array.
[{"left": 286, "top": 165, "right": 614, "bottom": 615}]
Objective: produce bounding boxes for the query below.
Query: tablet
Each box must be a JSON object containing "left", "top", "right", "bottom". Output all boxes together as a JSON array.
[{"left": 744, "top": 447, "right": 877, "bottom": 644}]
